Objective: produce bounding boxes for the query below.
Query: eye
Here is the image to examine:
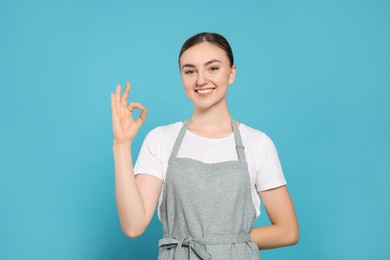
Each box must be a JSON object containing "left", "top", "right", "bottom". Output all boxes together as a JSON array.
[
  {"left": 184, "top": 70, "right": 195, "bottom": 75},
  {"left": 209, "top": 66, "right": 219, "bottom": 72}
]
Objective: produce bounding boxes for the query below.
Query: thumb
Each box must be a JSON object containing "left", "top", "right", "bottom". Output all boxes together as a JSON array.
[{"left": 135, "top": 108, "right": 148, "bottom": 126}]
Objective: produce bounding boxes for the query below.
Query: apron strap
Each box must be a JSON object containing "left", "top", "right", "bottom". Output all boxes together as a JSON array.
[
  {"left": 169, "top": 119, "right": 191, "bottom": 162},
  {"left": 168, "top": 118, "right": 247, "bottom": 163},
  {"left": 231, "top": 118, "right": 247, "bottom": 162}
]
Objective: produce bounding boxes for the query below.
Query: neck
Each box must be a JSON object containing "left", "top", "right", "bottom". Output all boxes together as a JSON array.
[{"left": 187, "top": 100, "right": 233, "bottom": 138}]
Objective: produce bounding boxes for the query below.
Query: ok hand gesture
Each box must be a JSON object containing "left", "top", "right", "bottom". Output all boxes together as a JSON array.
[{"left": 111, "top": 82, "right": 148, "bottom": 145}]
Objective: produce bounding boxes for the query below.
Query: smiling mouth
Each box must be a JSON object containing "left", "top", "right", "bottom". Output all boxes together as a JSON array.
[{"left": 195, "top": 88, "right": 215, "bottom": 94}]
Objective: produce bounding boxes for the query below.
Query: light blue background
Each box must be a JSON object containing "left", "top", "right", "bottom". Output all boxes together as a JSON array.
[{"left": 1, "top": 0, "right": 389, "bottom": 259}]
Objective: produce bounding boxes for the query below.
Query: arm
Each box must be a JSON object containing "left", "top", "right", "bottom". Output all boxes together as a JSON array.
[
  {"left": 111, "top": 83, "right": 162, "bottom": 238},
  {"left": 250, "top": 185, "right": 299, "bottom": 249},
  {"left": 113, "top": 144, "right": 162, "bottom": 238}
]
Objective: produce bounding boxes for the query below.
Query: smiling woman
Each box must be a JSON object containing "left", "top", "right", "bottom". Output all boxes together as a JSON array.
[
  {"left": 111, "top": 32, "right": 299, "bottom": 259},
  {"left": 179, "top": 42, "right": 236, "bottom": 113}
]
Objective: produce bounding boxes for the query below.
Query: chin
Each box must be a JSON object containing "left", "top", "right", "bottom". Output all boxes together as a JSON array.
[{"left": 194, "top": 99, "right": 227, "bottom": 111}]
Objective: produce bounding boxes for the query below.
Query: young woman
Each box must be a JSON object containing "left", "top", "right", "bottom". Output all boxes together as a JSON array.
[{"left": 111, "top": 32, "right": 299, "bottom": 259}]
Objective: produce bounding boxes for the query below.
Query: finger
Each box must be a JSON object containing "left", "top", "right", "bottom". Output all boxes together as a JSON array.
[
  {"left": 116, "top": 84, "right": 122, "bottom": 116},
  {"left": 121, "top": 82, "right": 131, "bottom": 109},
  {"left": 127, "top": 102, "right": 146, "bottom": 113},
  {"left": 127, "top": 102, "right": 147, "bottom": 124},
  {"left": 138, "top": 108, "right": 148, "bottom": 122},
  {"left": 111, "top": 93, "right": 118, "bottom": 121},
  {"left": 135, "top": 108, "right": 148, "bottom": 128}
]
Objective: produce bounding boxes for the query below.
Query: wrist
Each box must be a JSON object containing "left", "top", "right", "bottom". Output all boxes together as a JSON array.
[{"left": 113, "top": 140, "right": 132, "bottom": 149}]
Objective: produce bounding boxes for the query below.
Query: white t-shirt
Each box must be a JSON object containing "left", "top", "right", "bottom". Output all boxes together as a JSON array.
[{"left": 134, "top": 121, "right": 287, "bottom": 222}]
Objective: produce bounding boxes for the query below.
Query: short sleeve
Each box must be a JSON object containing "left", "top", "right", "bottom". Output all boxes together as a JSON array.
[
  {"left": 255, "top": 133, "right": 287, "bottom": 191},
  {"left": 133, "top": 127, "right": 163, "bottom": 181}
]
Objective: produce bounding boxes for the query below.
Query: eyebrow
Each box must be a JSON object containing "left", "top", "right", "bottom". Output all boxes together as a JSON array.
[{"left": 181, "top": 59, "right": 222, "bottom": 69}]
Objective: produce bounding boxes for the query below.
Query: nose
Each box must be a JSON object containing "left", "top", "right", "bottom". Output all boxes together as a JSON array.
[{"left": 196, "top": 71, "right": 208, "bottom": 87}]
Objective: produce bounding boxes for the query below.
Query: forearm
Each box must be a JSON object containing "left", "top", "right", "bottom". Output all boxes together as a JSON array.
[
  {"left": 250, "top": 224, "right": 299, "bottom": 250},
  {"left": 113, "top": 142, "right": 146, "bottom": 237}
]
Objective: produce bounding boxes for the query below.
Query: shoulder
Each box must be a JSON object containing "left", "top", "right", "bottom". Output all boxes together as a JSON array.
[
  {"left": 239, "top": 123, "right": 264, "bottom": 138},
  {"left": 239, "top": 123, "right": 266, "bottom": 143},
  {"left": 144, "top": 121, "right": 182, "bottom": 143},
  {"left": 150, "top": 121, "right": 182, "bottom": 136},
  {"left": 239, "top": 122, "right": 276, "bottom": 150}
]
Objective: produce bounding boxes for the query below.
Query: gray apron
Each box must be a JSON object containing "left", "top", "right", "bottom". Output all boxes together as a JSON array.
[{"left": 158, "top": 118, "right": 261, "bottom": 260}]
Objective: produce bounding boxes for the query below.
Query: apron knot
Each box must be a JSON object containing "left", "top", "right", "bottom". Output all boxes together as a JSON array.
[
  {"left": 181, "top": 237, "right": 195, "bottom": 247},
  {"left": 159, "top": 236, "right": 212, "bottom": 260}
]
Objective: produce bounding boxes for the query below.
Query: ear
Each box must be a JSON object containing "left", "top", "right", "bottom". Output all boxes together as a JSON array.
[{"left": 228, "top": 64, "right": 237, "bottom": 84}]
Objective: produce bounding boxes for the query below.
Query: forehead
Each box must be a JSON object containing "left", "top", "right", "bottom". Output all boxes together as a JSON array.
[{"left": 179, "top": 42, "right": 229, "bottom": 65}]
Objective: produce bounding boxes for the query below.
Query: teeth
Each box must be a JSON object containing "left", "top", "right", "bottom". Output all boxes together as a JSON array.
[{"left": 197, "top": 89, "right": 213, "bottom": 94}]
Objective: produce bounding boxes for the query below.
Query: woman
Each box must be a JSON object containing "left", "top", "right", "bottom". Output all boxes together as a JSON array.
[{"left": 111, "top": 32, "right": 299, "bottom": 259}]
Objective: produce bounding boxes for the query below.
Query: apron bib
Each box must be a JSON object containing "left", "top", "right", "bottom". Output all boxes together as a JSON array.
[{"left": 158, "top": 118, "right": 261, "bottom": 260}]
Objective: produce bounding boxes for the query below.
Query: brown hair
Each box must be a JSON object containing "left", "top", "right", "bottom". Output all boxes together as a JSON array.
[{"left": 178, "top": 32, "right": 234, "bottom": 67}]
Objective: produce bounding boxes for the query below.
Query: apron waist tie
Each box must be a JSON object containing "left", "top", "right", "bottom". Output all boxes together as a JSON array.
[{"left": 158, "top": 233, "right": 252, "bottom": 260}]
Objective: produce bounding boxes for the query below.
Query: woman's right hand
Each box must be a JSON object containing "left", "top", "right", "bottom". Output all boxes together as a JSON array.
[{"left": 111, "top": 82, "right": 148, "bottom": 145}]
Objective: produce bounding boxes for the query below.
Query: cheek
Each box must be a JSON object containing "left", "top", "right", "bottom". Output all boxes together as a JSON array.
[
  {"left": 213, "top": 72, "right": 231, "bottom": 85},
  {"left": 181, "top": 77, "right": 194, "bottom": 91}
]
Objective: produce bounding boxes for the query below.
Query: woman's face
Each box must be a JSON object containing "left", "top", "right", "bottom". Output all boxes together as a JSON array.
[{"left": 179, "top": 42, "right": 236, "bottom": 110}]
